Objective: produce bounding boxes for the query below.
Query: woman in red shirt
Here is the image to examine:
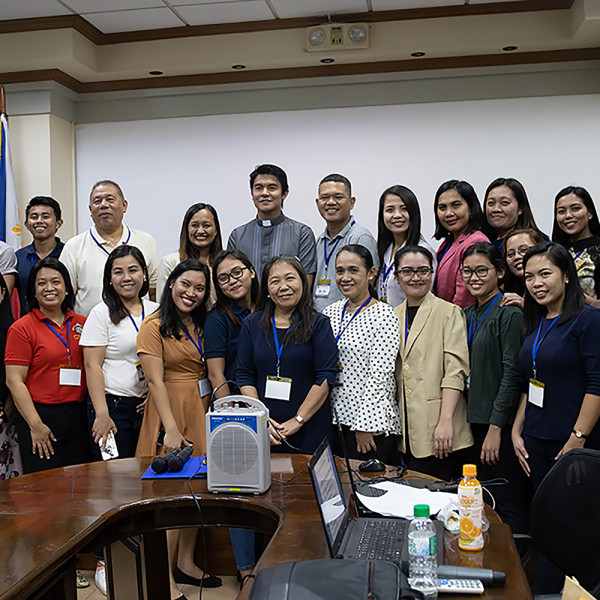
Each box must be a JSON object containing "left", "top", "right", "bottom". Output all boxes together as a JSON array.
[{"left": 6, "top": 257, "right": 89, "bottom": 474}]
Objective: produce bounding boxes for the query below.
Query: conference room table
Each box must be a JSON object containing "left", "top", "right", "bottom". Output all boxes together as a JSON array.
[{"left": 0, "top": 454, "right": 532, "bottom": 600}]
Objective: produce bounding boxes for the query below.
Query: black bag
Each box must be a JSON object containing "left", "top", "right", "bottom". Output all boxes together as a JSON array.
[{"left": 248, "top": 558, "right": 426, "bottom": 600}]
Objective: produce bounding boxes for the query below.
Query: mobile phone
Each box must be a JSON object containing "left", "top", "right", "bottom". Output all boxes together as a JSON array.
[
  {"left": 156, "top": 430, "right": 165, "bottom": 447},
  {"left": 100, "top": 430, "right": 119, "bottom": 461}
]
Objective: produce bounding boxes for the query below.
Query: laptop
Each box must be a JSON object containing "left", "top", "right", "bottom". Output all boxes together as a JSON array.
[{"left": 308, "top": 437, "right": 444, "bottom": 567}]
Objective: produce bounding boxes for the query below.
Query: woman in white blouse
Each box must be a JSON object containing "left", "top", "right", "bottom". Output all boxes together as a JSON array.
[{"left": 323, "top": 244, "right": 402, "bottom": 462}]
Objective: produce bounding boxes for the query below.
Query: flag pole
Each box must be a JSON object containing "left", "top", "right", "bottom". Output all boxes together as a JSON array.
[{"left": 0, "top": 85, "right": 6, "bottom": 117}]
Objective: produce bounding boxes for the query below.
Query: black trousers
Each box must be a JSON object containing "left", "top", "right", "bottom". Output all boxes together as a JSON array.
[
  {"left": 334, "top": 424, "right": 402, "bottom": 466},
  {"left": 14, "top": 401, "right": 91, "bottom": 474},
  {"left": 468, "top": 424, "right": 532, "bottom": 534}
]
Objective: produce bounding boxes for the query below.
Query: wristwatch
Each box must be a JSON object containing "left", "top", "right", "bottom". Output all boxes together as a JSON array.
[
  {"left": 294, "top": 414, "right": 305, "bottom": 425},
  {"left": 572, "top": 429, "right": 588, "bottom": 439}
]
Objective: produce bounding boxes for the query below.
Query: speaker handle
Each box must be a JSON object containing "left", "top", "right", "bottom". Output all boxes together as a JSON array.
[
  {"left": 209, "top": 380, "right": 242, "bottom": 411},
  {"left": 212, "top": 394, "right": 270, "bottom": 417}
]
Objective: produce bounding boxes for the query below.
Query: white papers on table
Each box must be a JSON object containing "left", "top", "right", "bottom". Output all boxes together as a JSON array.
[{"left": 356, "top": 481, "right": 457, "bottom": 519}]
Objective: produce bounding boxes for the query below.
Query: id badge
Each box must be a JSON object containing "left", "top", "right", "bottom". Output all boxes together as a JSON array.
[
  {"left": 315, "top": 279, "right": 331, "bottom": 298},
  {"left": 135, "top": 360, "right": 145, "bottom": 382},
  {"left": 100, "top": 430, "right": 119, "bottom": 461},
  {"left": 59, "top": 368, "right": 81, "bottom": 387},
  {"left": 265, "top": 376, "right": 292, "bottom": 401},
  {"left": 528, "top": 378, "right": 545, "bottom": 408},
  {"left": 199, "top": 377, "right": 212, "bottom": 397},
  {"left": 335, "top": 363, "right": 344, "bottom": 387}
]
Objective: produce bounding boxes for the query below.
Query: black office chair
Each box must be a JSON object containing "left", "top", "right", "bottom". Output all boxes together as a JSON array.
[{"left": 524, "top": 448, "right": 600, "bottom": 599}]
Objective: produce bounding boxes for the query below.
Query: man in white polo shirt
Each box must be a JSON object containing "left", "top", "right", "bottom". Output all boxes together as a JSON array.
[{"left": 60, "top": 180, "right": 160, "bottom": 316}]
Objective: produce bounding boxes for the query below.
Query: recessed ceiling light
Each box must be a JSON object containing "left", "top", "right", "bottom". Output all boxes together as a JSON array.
[
  {"left": 308, "top": 28, "right": 326, "bottom": 47},
  {"left": 148, "top": 70, "right": 163, "bottom": 76},
  {"left": 320, "top": 58, "right": 335, "bottom": 64},
  {"left": 232, "top": 64, "right": 246, "bottom": 70},
  {"left": 503, "top": 46, "right": 518, "bottom": 52},
  {"left": 411, "top": 52, "right": 426, "bottom": 58},
  {"left": 348, "top": 25, "right": 367, "bottom": 44}
]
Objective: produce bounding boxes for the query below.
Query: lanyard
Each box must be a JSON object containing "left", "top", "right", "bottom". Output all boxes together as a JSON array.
[
  {"left": 404, "top": 309, "right": 409, "bottom": 344},
  {"left": 531, "top": 315, "right": 560, "bottom": 378},
  {"left": 573, "top": 249, "right": 586, "bottom": 274},
  {"left": 468, "top": 292, "right": 503, "bottom": 347},
  {"left": 323, "top": 220, "right": 355, "bottom": 268},
  {"left": 438, "top": 241, "right": 452, "bottom": 266},
  {"left": 497, "top": 239, "right": 504, "bottom": 251},
  {"left": 180, "top": 318, "right": 204, "bottom": 362},
  {"left": 335, "top": 297, "right": 371, "bottom": 343},
  {"left": 271, "top": 316, "right": 289, "bottom": 377},
  {"left": 381, "top": 262, "right": 394, "bottom": 287},
  {"left": 126, "top": 304, "right": 145, "bottom": 333},
  {"left": 89, "top": 228, "right": 131, "bottom": 255},
  {"left": 45, "top": 317, "right": 71, "bottom": 365}
]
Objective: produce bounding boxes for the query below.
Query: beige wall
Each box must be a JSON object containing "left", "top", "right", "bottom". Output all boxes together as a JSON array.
[{"left": 8, "top": 113, "right": 76, "bottom": 247}]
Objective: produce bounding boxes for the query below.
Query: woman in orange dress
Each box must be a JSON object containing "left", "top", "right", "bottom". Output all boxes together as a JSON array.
[{"left": 135, "top": 258, "right": 221, "bottom": 600}]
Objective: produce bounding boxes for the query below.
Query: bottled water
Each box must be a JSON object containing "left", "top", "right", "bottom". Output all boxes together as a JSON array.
[{"left": 408, "top": 504, "right": 438, "bottom": 599}]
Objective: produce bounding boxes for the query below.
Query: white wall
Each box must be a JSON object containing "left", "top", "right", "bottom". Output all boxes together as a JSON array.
[{"left": 75, "top": 93, "right": 600, "bottom": 256}]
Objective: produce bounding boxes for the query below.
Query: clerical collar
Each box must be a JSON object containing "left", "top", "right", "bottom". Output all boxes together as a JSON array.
[{"left": 256, "top": 213, "right": 285, "bottom": 228}]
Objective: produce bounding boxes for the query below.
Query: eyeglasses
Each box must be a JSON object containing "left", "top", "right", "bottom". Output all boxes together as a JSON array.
[
  {"left": 217, "top": 266, "right": 248, "bottom": 285},
  {"left": 506, "top": 246, "right": 531, "bottom": 260},
  {"left": 396, "top": 267, "right": 433, "bottom": 279},
  {"left": 461, "top": 266, "right": 490, "bottom": 279}
]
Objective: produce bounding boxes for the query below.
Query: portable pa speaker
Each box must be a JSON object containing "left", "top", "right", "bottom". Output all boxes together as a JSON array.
[{"left": 206, "top": 395, "right": 271, "bottom": 494}]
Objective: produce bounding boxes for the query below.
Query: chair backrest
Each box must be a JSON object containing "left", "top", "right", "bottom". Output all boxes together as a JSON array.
[{"left": 529, "top": 448, "right": 600, "bottom": 595}]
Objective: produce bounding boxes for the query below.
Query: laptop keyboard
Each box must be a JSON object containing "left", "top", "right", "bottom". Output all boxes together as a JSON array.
[{"left": 354, "top": 519, "right": 406, "bottom": 560}]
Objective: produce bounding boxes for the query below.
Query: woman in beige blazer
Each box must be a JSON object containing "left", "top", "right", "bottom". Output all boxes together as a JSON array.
[{"left": 394, "top": 245, "right": 473, "bottom": 481}]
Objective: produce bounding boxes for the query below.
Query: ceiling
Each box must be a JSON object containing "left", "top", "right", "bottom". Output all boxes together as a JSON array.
[
  {"left": 0, "top": 0, "right": 597, "bottom": 94},
  {"left": 0, "top": 0, "right": 533, "bottom": 33}
]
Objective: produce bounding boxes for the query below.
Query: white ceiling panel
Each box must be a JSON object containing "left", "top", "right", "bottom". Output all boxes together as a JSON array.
[
  {"left": 62, "top": 0, "right": 164, "bottom": 13},
  {"left": 177, "top": 1, "right": 274, "bottom": 25},
  {"left": 83, "top": 7, "right": 184, "bottom": 33},
  {"left": 372, "top": 0, "right": 463, "bottom": 10},
  {"left": 0, "top": 0, "right": 73, "bottom": 20},
  {"left": 269, "top": 0, "right": 368, "bottom": 19},
  {"left": 171, "top": 0, "right": 250, "bottom": 5}
]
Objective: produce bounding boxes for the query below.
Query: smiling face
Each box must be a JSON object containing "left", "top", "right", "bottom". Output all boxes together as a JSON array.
[
  {"left": 506, "top": 232, "right": 537, "bottom": 278},
  {"left": 187, "top": 208, "right": 217, "bottom": 252},
  {"left": 110, "top": 255, "right": 145, "bottom": 302},
  {"left": 316, "top": 181, "right": 355, "bottom": 231},
  {"left": 89, "top": 183, "right": 128, "bottom": 233},
  {"left": 462, "top": 254, "right": 502, "bottom": 303},
  {"left": 556, "top": 193, "right": 593, "bottom": 242},
  {"left": 524, "top": 254, "right": 567, "bottom": 314},
  {"left": 383, "top": 193, "right": 410, "bottom": 240},
  {"left": 25, "top": 205, "right": 63, "bottom": 243},
  {"left": 436, "top": 189, "right": 471, "bottom": 237},
  {"left": 485, "top": 185, "right": 522, "bottom": 236},
  {"left": 335, "top": 250, "right": 375, "bottom": 303},
  {"left": 35, "top": 267, "right": 67, "bottom": 313},
  {"left": 215, "top": 257, "right": 255, "bottom": 304},
  {"left": 395, "top": 252, "right": 433, "bottom": 304},
  {"left": 267, "top": 261, "right": 303, "bottom": 313},
  {"left": 252, "top": 174, "right": 288, "bottom": 220},
  {"left": 170, "top": 270, "right": 206, "bottom": 316}
]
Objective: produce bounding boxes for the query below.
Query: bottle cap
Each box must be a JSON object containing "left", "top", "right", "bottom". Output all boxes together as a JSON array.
[
  {"left": 463, "top": 464, "right": 477, "bottom": 477},
  {"left": 414, "top": 504, "right": 430, "bottom": 518}
]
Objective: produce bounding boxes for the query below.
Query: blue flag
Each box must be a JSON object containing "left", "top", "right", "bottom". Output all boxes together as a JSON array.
[{"left": 0, "top": 113, "right": 23, "bottom": 249}]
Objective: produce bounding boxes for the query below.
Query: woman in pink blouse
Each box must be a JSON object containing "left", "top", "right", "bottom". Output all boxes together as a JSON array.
[{"left": 432, "top": 180, "right": 490, "bottom": 308}]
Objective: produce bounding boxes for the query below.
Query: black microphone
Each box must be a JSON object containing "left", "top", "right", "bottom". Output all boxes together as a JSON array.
[
  {"left": 437, "top": 566, "right": 506, "bottom": 587},
  {"left": 168, "top": 445, "right": 194, "bottom": 472},
  {"left": 151, "top": 449, "right": 180, "bottom": 474}
]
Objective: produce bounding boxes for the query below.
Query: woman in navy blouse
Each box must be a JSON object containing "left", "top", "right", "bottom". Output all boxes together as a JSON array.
[
  {"left": 512, "top": 242, "right": 600, "bottom": 491},
  {"left": 236, "top": 255, "right": 338, "bottom": 453}
]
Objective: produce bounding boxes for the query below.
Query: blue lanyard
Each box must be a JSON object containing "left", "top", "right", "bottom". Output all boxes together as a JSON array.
[
  {"left": 89, "top": 228, "right": 131, "bottom": 255},
  {"left": 404, "top": 309, "right": 409, "bottom": 344},
  {"left": 438, "top": 241, "right": 452, "bottom": 266},
  {"left": 381, "top": 262, "right": 394, "bottom": 286},
  {"left": 45, "top": 317, "right": 71, "bottom": 365},
  {"left": 468, "top": 292, "right": 503, "bottom": 347},
  {"left": 126, "top": 304, "right": 145, "bottom": 333},
  {"left": 335, "top": 297, "right": 371, "bottom": 343},
  {"left": 271, "top": 316, "right": 289, "bottom": 376},
  {"left": 574, "top": 249, "right": 585, "bottom": 261},
  {"left": 531, "top": 315, "right": 560, "bottom": 377},
  {"left": 323, "top": 220, "right": 355, "bottom": 267},
  {"left": 180, "top": 318, "right": 204, "bottom": 361},
  {"left": 496, "top": 239, "right": 504, "bottom": 251}
]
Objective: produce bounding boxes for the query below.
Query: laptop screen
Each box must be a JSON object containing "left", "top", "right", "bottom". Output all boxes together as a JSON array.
[{"left": 308, "top": 438, "right": 350, "bottom": 556}]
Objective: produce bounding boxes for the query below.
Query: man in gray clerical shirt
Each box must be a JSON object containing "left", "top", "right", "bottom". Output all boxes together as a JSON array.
[
  {"left": 313, "top": 174, "right": 379, "bottom": 312},
  {"left": 227, "top": 164, "right": 317, "bottom": 285}
]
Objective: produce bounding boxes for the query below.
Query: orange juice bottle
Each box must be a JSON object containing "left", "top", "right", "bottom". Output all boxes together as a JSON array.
[{"left": 458, "top": 464, "right": 484, "bottom": 551}]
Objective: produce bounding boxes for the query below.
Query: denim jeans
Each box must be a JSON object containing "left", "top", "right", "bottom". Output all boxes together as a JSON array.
[{"left": 230, "top": 528, "right": 256, "bottom": 571}]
